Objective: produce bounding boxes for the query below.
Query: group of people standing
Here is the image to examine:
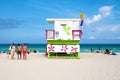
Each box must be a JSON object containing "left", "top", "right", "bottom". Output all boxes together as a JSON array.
[{"left": 9, "top": 43, "right": 27, "bottom": 60}]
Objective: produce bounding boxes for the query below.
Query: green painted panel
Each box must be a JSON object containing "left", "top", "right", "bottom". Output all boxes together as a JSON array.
[
  {"left": 63, "top": 26, "right": 71, "bottom": 36},
  {"left": 47, "top": 40, "right": 80, "bottom": 44},
  {"left": 48, "top": 52, "right": 80, "bottom": 59}
]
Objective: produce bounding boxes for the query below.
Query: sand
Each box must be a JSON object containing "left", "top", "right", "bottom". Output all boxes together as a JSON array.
[{"left": 0, "top": 53, "right": 120, "bottom": 80}]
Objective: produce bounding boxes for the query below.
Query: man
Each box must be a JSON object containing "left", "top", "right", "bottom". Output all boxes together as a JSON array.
[{"left": 17, "top": 44, "right": 22, "bottom": 59}]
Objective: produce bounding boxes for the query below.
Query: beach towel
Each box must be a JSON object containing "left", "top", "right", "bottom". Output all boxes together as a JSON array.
[
  {"left": 8, "top": 46, "right": 11, "bottom": 51},
  {"left": 111, "top": 52, "right": 117, "bottom": 55}
]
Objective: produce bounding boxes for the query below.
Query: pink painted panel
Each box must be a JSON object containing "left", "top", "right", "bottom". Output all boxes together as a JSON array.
[
  {"left": 46, "top": 30, "right": 55, "bottom": 40},
  {"left": 72, "top": 30, "right": 82, "bottom": 40}
]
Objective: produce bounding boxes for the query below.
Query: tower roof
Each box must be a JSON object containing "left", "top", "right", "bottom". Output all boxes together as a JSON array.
[{"left": 46, "top": 18, "right": 80, "bottom": 24}]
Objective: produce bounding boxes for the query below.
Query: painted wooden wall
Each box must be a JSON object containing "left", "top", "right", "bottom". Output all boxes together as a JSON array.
[{"left": 54, "top": 20, "right": 80, "bottom": 40}]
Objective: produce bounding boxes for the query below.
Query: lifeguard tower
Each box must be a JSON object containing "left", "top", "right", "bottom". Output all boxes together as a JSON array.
[{"left": 46, "top": 15, "right": 84, "bottom": 58}]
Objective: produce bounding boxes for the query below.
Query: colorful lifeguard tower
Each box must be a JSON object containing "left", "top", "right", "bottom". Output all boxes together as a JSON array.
[{"left": 46, "top": 16, "right": 84, "bottom": 58}]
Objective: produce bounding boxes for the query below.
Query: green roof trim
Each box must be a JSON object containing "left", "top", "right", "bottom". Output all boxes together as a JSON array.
[{"left": 47, "top": 40, "right": 80, "bottom": 44}]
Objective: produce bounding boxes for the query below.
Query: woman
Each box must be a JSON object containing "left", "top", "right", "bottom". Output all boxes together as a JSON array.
[
  {"left": 22, "top": 43, "right": 27, "bottom": 60},
  {"left": 11, "top": 43, "right": 16, "bottom": 59}
]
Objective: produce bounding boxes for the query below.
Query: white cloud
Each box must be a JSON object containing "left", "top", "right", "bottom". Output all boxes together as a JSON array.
[
  {"left": 96, "top": 26, "right": 119, "bottom": 32},
  {"left": 112, "top": 37, "right": 120, "bottom": 39},
  {"left": 96, "top": 27, "right": 106, "bottom": 32},
  {"left": 110, "top": 26, "right": 118, "bottom": 32},
  {"left": 116, "top": 37, "right": 120, "bottom": 39},
  {"left": 85, "top": 14, "right": 102, "bottom": 25},
  {"left": 99, "top": 6, "right": 112, "bottom": 16},
  {"left": 85, "top": 6, "right": 113, "bottom": 25},
  {"left": 89, "top": 36, "right": 95, "bottom": 39}
]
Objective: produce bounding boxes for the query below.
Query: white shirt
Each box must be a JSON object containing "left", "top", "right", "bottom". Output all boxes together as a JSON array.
[{"left": 11, "top": 46, "right": 16, "bottom": 52}]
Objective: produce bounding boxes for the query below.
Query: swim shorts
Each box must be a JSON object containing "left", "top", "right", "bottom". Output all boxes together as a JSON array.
[{"left": 23, "top": 50, "right": 27, "bottom": 55}]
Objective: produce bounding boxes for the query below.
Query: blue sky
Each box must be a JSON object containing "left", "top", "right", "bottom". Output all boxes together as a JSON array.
[{"left": 0, "top": 0, "right": 120, "bottom": 44}]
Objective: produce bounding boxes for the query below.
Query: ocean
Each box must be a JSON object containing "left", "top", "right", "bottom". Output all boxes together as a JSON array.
[{"left": 0, "top": 44, "right": 120, "bottom": 53}]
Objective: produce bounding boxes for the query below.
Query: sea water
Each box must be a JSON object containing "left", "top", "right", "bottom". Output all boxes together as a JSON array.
[{"left": 0, "top": 44, "right": 120, "bottom": 53}]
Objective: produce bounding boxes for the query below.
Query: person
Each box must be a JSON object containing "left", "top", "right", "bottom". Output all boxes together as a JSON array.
[
  {"left": 104, "top": 49, "right": 110, "bottom": 54},
  {"left": 10, "top": 43, "right": 16, "bottom": 59},
  {"left": 90, "top": 48, "right": 94, "bottom": 53},
  {"left": 109, "top": 49, "right": 117, "bottom": 55},
  {"left": 6, "top": 44, "right": 12, "bottom": 59},
  {"left": 17, "top": 44, "right": 22, "bottom": 59},
  {"left": 109, "top": 49, "right": 112, "bottom": 54},
  {"left": 8, "top": 45, "right": 12, "bottom": 54},
  {"left": 98, "top": 47, "right": 101, "bottom": 53},
  {"left": 22, "top": 43, "right": 27, "bottom": 60}
]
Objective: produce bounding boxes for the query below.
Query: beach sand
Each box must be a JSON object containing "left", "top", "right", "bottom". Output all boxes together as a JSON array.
[{"left": 0, "top": 53, "right": 120, "bottom": 80}]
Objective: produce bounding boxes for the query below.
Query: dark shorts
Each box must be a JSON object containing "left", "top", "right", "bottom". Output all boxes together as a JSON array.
[{"left": 17, "top": 51, "right": 21, "bottom": 55}]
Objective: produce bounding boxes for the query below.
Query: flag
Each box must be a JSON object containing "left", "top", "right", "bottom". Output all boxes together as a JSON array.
[{"left": 80, "top": 20, "right": 84, "bottom": 26}]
